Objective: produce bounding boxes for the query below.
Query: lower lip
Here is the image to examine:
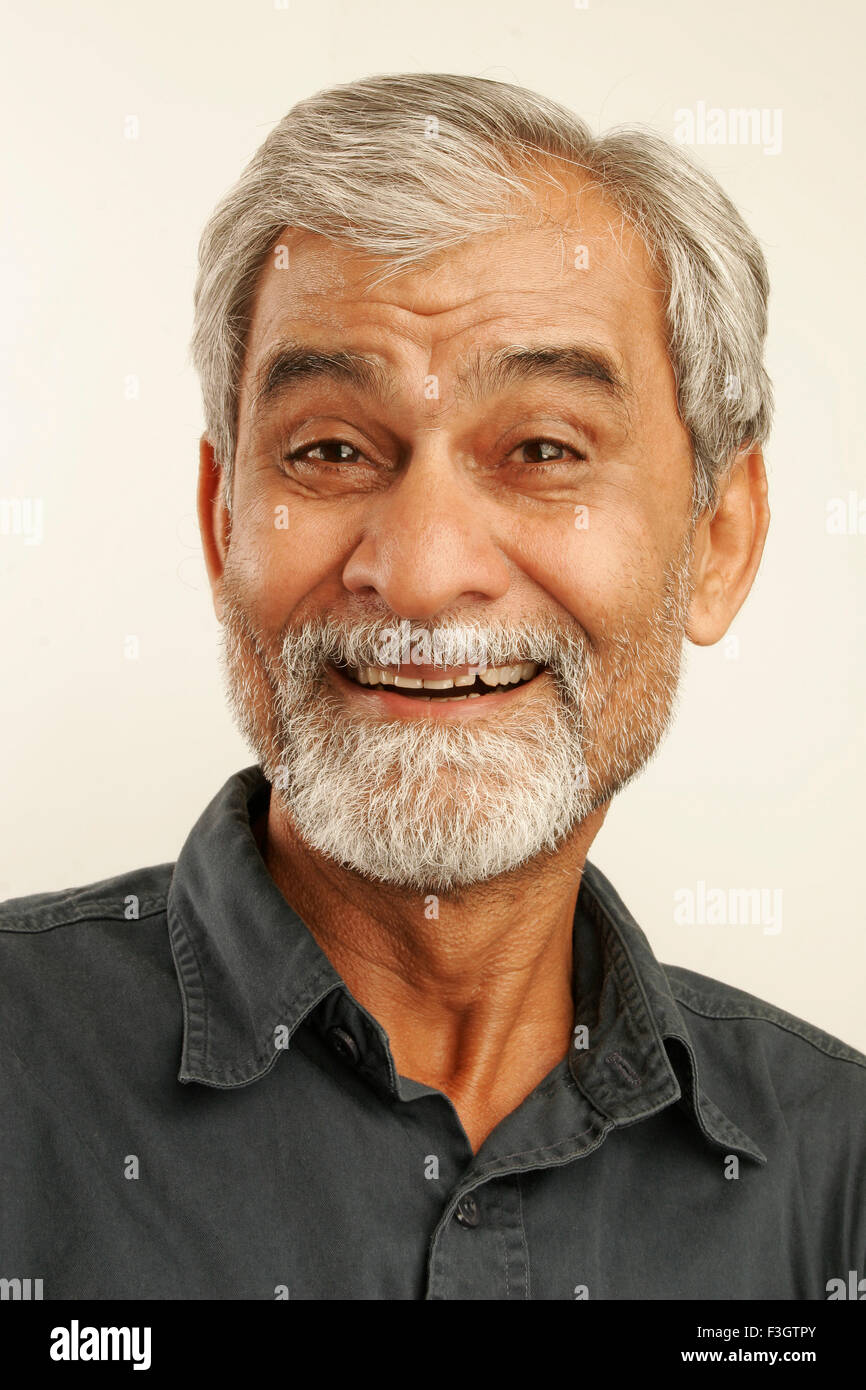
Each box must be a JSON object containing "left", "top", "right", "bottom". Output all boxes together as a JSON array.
[{"left": 327, "top": 664, "right": 546, "bottom": 719}]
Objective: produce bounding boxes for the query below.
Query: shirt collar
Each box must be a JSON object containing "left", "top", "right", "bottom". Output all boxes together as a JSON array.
[
  {"left": 166, "top": 765, "right": 765, "bottom": 1164},
  {"left": 167, "top": 765, "right": 343, "bottom": 1088},
  {"left": 572, "top": 862, "right": 766, "bottom": 1164}
]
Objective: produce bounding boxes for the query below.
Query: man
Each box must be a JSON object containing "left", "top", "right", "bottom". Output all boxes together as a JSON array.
[{"left": 1, "top": 73, "right": 864, "bottom": 1301}]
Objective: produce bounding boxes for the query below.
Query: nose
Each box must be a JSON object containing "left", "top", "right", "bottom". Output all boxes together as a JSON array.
[{"left": 340, "top": 442, "right": 511, "bottom": 621}]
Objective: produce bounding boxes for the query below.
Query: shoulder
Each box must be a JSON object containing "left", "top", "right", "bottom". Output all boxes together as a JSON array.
[
  {"left": 664, "top": 962, "right": 866, "bottom": 1070},
  {"left": 586, "top": 856, "right": 866, "bottom": 1091},
  {"left": 0, "top": 864, "right": 175, "bottom": 999},
  {"left": 663, "top": 961, "right": 866, "bottom": 1140},
  {"left": 0, "top": 866, "right": 181, "bottom": 1159},
  {"left": 0, "top": 862, "right": 174, "bottom": 936},
  {"left": 0, "top": 864, "right": 178, "bottom": 1065}
]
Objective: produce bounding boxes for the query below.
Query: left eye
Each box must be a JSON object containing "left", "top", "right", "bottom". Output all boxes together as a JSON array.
[
  {"left": 509, "top": 438, "right": 587, "bottom": 468},
  {"left": 284, "top": 439, "right": 364, "bottom": 467}
]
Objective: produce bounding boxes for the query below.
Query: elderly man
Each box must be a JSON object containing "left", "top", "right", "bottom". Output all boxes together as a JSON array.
[{"left": 1, "top": 73, "right": 864, "bottom": 1302}]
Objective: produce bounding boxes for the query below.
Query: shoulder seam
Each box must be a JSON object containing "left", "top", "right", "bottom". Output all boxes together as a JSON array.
[
  {"left": 0, "top": 863, "right": 175, "bottom": 933},
  {"left": 672, "top": 991, "right": 866, "bottom": 1072},
  {"left": 0, "top": 900, "right": 169, "bottom": 934}
]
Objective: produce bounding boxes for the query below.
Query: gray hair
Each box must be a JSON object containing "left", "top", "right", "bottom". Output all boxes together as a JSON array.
[{"left": 190, "top": 72, "right": 773, "bottom": 518}]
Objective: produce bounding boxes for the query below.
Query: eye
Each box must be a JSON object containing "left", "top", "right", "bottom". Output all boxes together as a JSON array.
[
  {"left": 508, "top": 438, "right": 588, "bottom": 470},
  {"left": 282, "top": 438, "right": 367, "bottom": 469}
]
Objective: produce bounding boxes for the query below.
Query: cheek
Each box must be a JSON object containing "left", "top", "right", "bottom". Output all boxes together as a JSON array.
[
  {"left": 503, "top": 487, "right": 671, "bottom": 639},
  {"left": 225, "top": 492, "right": 351, "bottom": 631}
]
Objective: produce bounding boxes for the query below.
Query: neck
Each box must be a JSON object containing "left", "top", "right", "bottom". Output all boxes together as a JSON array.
[{"left": 256, "top": 796, "right": 607, "bottom": 1153}]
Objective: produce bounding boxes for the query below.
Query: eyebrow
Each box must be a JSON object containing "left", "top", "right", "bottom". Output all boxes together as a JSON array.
[
  {"left": 459, "top": 344, "right": 634, "bottom": 415},
  {"left": 249, "top": 345, "right": 396, "bottom": 424},
  {"left": 248, "top": 340, "right": 634, "bottom": 427}
]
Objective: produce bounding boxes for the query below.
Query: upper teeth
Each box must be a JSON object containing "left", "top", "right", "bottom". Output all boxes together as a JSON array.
[{"left": 348, "top": 662, "right": 540, "bottom": 689}]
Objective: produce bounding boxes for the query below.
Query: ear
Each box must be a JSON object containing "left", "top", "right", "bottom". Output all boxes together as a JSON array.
[
  {"left": 197, "top": 435, "right": 232, "bottom": 622},
  {"left": 686, "top": 444, "right": 769, "bottom": 645}
]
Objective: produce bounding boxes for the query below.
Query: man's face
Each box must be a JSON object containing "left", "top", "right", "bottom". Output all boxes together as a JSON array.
[{"left": 212, "top": 176, "right": 697, "bottom": 893}]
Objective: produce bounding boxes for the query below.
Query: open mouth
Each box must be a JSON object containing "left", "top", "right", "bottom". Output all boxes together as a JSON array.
[{"left": 331, "top": 659, "right": 543, "bottom": 702}]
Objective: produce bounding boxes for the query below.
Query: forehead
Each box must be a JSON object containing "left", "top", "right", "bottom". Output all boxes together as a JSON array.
[{"left": 239, "top": 174, "right": 669, "bottom": 403}]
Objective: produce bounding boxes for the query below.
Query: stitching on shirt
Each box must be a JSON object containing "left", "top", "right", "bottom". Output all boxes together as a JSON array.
[
  {"left": 0, "top": 902, "right": 170, "bottom": 934},
  {"left": 503, "top": 1213, "right": 510, "bottom": 1300},
  {"left": 578, "top": 875, "right": 796, "bottom": 1164},
  {"left": 672, "top": 992, "right": 866, "bottom": 1072},
  {"left": 224, "top": 971, "right": 340, "bottom": 1076},
  {"left": 167, "top": 894, "right": 211, "bottom": 1068},
  {"left": 581, "top": 886, "right": 674, "bottom": 1089},
  {"left": 0, "top": 865, "right": 176, "bottom": 933},
  {"left": 516, "top": 1174, "right": 531, "bottom": 1300},
  {"left": 698, "top": 1091, "right": 767, "bottom": 1163},
  {"left": 664, "top": 1034, "right": 766, "bottom": 1163},
  {"left": 190, "top": 970, "right": 341, "bottom": 1081},
  {"left": 532, "top": 1065, "right": 580, "bottom": 1104},
  {"left": 605, "top": 1051, "right": 642, "bottom": 1087},
  {"left": 473, "top": 1119, "right": 608, "bottom": 1173},
  {"left": 489, "top": 1183, "right": 517, "bottom": 1300}
]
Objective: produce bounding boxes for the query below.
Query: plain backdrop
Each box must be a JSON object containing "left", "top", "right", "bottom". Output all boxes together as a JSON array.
[{"left": 2, "top": 0, "right": 864, "bottom": 1050}]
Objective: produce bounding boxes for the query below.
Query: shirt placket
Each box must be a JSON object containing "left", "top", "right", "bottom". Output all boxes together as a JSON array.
[{"left": 425, "top": 1173, "right": 529, "bottom": 1300}]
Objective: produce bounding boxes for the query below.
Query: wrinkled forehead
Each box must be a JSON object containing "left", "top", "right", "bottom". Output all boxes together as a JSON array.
[{"left": 237, "top": 172, "right": 670, "bottom": 413}]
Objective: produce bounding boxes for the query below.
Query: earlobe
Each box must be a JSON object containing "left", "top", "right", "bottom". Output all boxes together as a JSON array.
[
  {"left": 685, "top": 445, "right": 770, "bottom": 647},
  {"left": 197, "top": 435, "right": 231, "bottom": 622}
]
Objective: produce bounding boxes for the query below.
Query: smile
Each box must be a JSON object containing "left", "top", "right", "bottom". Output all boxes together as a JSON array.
[{"left": 328, "top": 660, "right": 545, "bottom": 715}]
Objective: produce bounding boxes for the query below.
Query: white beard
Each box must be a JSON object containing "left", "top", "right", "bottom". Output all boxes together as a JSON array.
[{"left": 220, "top": 539, "right": 691, "bottom": 894}]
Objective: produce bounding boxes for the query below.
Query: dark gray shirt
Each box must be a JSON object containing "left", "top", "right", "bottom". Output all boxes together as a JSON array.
[{"left": 1, "top": 765, "right": 864, "bottom": 1300}]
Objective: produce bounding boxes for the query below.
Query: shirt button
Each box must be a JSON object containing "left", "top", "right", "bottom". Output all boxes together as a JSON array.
[
  {"left": 327, "top": 1026, "right": 360, "bottom": 1065},
  {"left": 454, "top": 1194, "right": 480, "bottom": 1228}
]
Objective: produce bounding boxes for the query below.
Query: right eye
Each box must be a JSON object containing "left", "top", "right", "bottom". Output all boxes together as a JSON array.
[{"left": 282, "top": 438, "right": 367, "bottom": 469}]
